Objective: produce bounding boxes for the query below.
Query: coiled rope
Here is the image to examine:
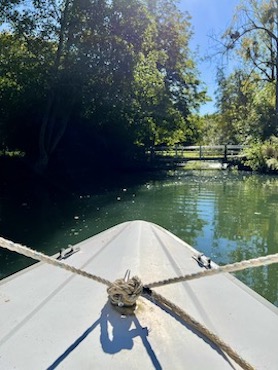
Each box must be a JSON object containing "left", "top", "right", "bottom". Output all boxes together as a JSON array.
[
  {"left": 107, "top": 270, "right": 143, "bottom": 307},
  {"left": 2, "top": 236, "right": 277, "bottom": 370}
]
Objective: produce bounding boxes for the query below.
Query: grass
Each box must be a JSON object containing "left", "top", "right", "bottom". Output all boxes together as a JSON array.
[
  {"left": 0, "top": 150, "right": 25, "bottom": 157},
  {"left": 181, "top": 161, "right": 225, "bottom": 170}
]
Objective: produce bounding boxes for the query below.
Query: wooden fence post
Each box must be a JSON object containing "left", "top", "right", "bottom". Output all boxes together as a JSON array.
[{"left": 224, "top": 145, "right": 227, "bottom": 162}]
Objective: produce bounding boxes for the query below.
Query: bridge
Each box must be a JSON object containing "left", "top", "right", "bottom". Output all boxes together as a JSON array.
[{"left": 147, "top": 145, "right": 246, "bottom": 167}]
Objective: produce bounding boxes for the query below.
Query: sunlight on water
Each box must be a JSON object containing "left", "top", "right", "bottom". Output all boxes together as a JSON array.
[{"left": 0, "top": 170, "right": 277, "bottom": 306}]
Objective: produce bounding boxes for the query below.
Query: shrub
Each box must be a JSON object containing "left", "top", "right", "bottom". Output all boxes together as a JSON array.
[{"left": 244, "top": 136, "right": 278, "bottom": 172}]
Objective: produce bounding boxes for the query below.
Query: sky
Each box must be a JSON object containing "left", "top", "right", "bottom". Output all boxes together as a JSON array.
[{"left": 179, "top": 0, "right": 240, "bottom": 115}]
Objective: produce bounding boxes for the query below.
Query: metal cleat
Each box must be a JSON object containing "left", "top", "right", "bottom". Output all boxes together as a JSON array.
[
  {"left": 193, "top": 253, "right": 212, "bottom": 269},
  {"left": 57, "top": 245, "right": 80, "bottom": 260}
]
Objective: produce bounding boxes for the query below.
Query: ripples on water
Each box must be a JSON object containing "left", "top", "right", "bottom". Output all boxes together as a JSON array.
[{"left": 0, "top": 170, "right": 277, "bottom": 306}]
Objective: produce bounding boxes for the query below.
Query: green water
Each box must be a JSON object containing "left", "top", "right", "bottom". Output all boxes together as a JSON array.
[{"left": 0, "top": 170, "right": 277, "bottom": 307}]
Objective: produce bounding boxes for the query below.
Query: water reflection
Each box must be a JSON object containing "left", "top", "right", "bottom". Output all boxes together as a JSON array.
[{"left": 0, "top": 170, "right": 277, "bottom": 306}]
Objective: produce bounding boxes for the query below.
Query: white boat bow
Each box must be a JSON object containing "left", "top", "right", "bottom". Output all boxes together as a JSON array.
[{"left": 0, "top": 220, "right": 277, "bottom": 369}]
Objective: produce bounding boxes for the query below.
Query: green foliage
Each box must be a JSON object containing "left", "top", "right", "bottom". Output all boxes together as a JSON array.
[
  {"left": 222, "top": 0, "right": 278, "bottom": 129},
  {"left": 206, "top": 65, "right": 277, "bottom": 147},
  {"left": 203, "top": 1, "right": 278, "bottom": 149},
  {"left": 244, "top": 136, "right": 278, "bottom": 172},
  {"left": 0, "top": 32, "right": 51, "bottom": 155},
  {"left": 0, "top": 0, "right": 206, "bottom": 171},
  {"left": 215, "top": 68, "right": 262, "bottom": 143}
]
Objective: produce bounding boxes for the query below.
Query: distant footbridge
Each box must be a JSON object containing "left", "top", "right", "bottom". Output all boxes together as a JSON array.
[{"left": 147, "top": 145, "right": 246, "bottom": 167}]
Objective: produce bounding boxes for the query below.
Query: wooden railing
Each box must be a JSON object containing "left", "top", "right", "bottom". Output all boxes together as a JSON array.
[{"left": 148, "top": 145, "right": 246, "bottom": 162}]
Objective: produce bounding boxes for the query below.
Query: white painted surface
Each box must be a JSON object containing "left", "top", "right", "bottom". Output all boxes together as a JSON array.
[{"left": 0, "top": 220, "right": 277, "bottom": 369}]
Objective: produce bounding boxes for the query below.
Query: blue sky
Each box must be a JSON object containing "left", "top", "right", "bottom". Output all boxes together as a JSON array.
[{"left": 179, "top": 0, "right": 240, "bottom": 114}]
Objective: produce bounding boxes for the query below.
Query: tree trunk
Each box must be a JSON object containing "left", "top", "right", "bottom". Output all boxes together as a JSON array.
[
  {"left": 35, "top": 94, "right": 55, "bottom": 174},
  {"left": 35, "top": 0, "right": 72, "bottom": 174}
]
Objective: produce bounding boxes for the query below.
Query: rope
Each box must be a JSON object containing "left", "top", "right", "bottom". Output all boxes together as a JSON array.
[
  {"left": 0, "top": 237, "right": 112, "bottom": 287},
  {"left": 143, "top": 289, "right": 254, "bottom": 370},
  {"left": 0, "top": 235, "right": 266, "bottom": 369},
  {"left": 107, "top": 270, "right": 143, "bottom": 307},
  {"left": 146, "top": 252, "right": 278, "bottom": 289}
]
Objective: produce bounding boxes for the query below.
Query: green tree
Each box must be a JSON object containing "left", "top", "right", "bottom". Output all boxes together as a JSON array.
[
  {"left": 1, "top": 0, "right": 112, "bottom": 171},
  {"left": 131, "top": 0, "right": 207, "bottom": 146},
  {"left": 212, "top": 65, "right": 277, "bottom": 145},
  {"left": 215, "top": 68, "right": 263, "bottom": 143},
  {"left": 0, "top": 32, "right": 52, "bottom": 155},
  {"left": 0, "top": 0, "right": 205, "bottom": 172},
  {"left": 222, "top": 0, "right": 278, "bottom": 132}
]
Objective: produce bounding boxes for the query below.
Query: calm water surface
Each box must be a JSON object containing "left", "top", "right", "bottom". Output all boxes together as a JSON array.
[{"left": 0, "top": 170, "right": 277, "bottom": 306}]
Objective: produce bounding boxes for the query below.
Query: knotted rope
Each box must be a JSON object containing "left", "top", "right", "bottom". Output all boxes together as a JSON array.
[
  {"left": 1, "top": 235, "right": 275, "bottom": 370},
  {"left": 107, "top": 270, "right": 143, "bottom": 307}
]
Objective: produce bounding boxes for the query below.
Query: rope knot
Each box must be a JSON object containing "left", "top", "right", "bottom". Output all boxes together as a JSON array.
[{"left": 107, "top": 270, "right": 143, "bottom": 310}]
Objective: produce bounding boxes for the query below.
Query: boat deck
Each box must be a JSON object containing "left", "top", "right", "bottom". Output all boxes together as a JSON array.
[{"left": 0, "top": 220, "right": 277, "bottom": 369}]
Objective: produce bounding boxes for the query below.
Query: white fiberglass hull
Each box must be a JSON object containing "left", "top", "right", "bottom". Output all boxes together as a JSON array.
[{"left": 0, "top": 220, "right": 277, "bottom": 369}]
